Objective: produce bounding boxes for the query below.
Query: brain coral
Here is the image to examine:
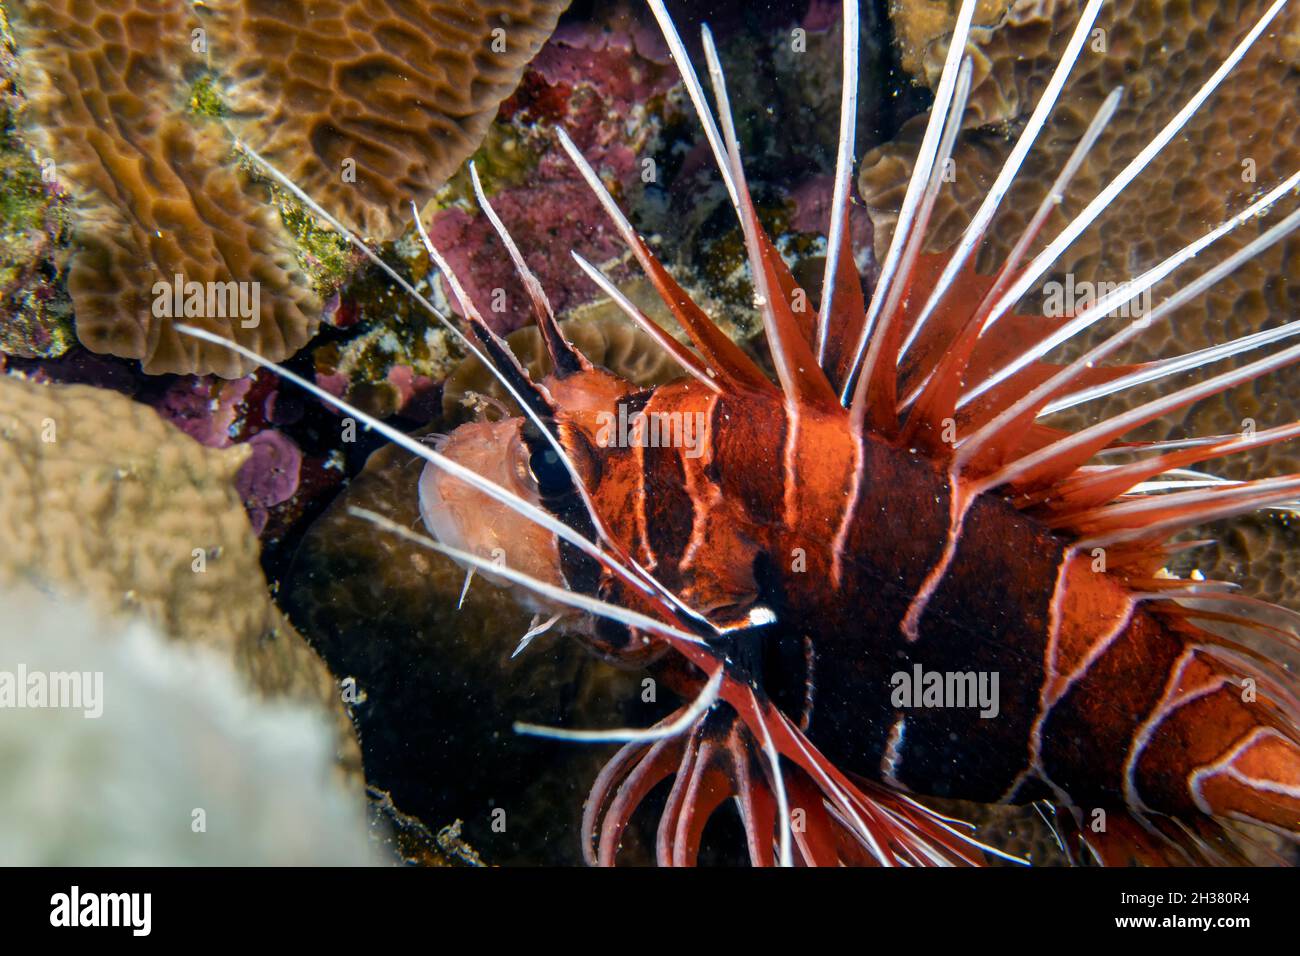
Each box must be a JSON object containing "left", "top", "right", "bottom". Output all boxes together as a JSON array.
[
  {"left": 8, "top": 0, "right": 319, "bottom": 377},
  {"left": 199, "top": 0, "right": 572, "bottom": 239},
  {"left": 0, "top": 373, "right": 359, "bottom": 770}
]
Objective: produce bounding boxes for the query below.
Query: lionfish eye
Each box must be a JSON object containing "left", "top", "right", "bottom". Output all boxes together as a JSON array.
[{"left": 527, "top": 443, "right": 572, "bottom": 497}]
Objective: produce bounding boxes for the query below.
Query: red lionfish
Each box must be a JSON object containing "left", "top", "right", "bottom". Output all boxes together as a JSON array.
[{"left": 182, "top": 0, "right": 1300, "bottom": 866}]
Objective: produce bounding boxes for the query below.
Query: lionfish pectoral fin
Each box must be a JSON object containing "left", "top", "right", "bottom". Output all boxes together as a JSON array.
[
  {"left": 1050, "top": 806, "right": 1281, "bottom": 866},
  {"left": 583, "top": 681, "right": 1015, "bottom": 867}
]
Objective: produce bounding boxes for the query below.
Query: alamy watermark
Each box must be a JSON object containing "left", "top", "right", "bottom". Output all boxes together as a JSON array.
[
  {"left": 0, "top": 665, "right": 103, "bottom": 718},
  {"left": 594, "top": 403, "right": 707, "bottom": 459},
  {"left": 1042, "top": 274, "right": 1152, "bottom": 321},
  {"left": 890, "top": 665, "right": 1000, "bottom": 719},
  {"left": 50, "top": 886, "right": 150, "bottom": 936},
  {"left": 152, "top": 274, "right": 261, "bottom": 328}
]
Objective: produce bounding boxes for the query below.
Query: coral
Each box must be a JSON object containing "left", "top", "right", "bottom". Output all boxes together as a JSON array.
[
  {"left": 859, "top": 0, "right": 1299, "bottom": 444},
  {"left": 199, "top": 0, "right": 573, "bottom": 239},
  {"left": 1168, "top": 511, "right": 1300, "bottom": 611},
  {"left": 310, "top": 316, "right": 458, "bottom": 423},
  {"left": 305, "top": 8, "right": 686, "bottom": 418},
  {"left": 0, "top": 583, "right": 376, "bottom": 865},
  {"left": 7, "top": 0, "right": 319, "bottom": 377},
  {"left": 0, "top": 9, "right": 73, "bottom": 362},
  {"left": 426, "top": 173, "right": 633, "bottom": 335},
  {"left": 0, "top": 373, "right": 359, "bottom": 772},
  {"left": 297, "top": 4, "right": 878, "bottom": 416},
  {"left": 442, "top": 310, "right": 688, "bottom": 420},
  {"left": 153, "top": 374, "right": 256, "bottom": 449},
  {"left": 234, "top": 429, "right": 303, "bottom": 536},
  {"left": 421, "top": 14, "right": 676, "bottom": 336}
]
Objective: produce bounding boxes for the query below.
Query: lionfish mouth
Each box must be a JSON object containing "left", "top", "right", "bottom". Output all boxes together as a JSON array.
[{"left": 175, "top": 0, "right": 1300, "bottom": 868}]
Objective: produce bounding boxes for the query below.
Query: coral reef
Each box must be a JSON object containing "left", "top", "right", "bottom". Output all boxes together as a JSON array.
[
  {"left": 860, "top": 0, "right": 1299, "bottom": 439},
  {"left": 198, "top": 0, "right": 573, "bottom": 240},
  {"left": 0, "top": 6, "right": 73, "bottom": 361},
  {"left": 5, "top": 355, "right": 349, "bottom": 545},
  {"left": 0, "top": 584, "right": 376, "bottom": 865},
  {"left": 233, "top": 429, "right": 304, "bottom": 536},
  {"left": 283, "top": 430, "right": 647, "bottom": 865},
  {"left": 442, "top": 310, "right": 687, "bottom": 419},
  {"left": 0, "top": 373, "right": 360, "bottom": 772},
  {"left": 304, "top": 4, "right": 683, "bottom": 416},
  {"left": 421, "top": 16, "right": 676, "bottom": 335},
  {"left": 152, "top": 372, "right": 317, "bottom": 538},
  {"left": 6, "top": 0, "right": 319, "bottom": 378},
  {"left": 861, "top": 0, "right": 1299, "bottom": 607}
]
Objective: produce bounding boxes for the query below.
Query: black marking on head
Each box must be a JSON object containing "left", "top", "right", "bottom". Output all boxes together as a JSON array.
[
  {"left": 537, "top": 316, "right": 589, "bottom": 379},
  {"left": 519, "top": 420, "right": 602, "bottom": 601},
  {"left": 466, "top": 315, "right": 560, "bottom": 426}
]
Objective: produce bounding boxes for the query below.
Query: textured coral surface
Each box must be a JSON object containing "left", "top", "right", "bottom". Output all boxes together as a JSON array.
[
  {"left": 7, "top": 0, "right": 319, "bottom": 377},
  {"left": 201, "top": 0, "right": 572, "bottom": 239},
  {"left": 0, "top": 374, "right": 359, "bottom": 770}
]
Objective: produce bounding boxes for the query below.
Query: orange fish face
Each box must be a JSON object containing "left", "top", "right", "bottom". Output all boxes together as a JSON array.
[{"left": 417, "top": 417, "right": 566, "bottom": 609}]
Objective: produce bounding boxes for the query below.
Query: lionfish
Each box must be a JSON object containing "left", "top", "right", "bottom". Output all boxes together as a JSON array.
[{"left": 183, "top": 0, "right": 1300, "bottom": 866}]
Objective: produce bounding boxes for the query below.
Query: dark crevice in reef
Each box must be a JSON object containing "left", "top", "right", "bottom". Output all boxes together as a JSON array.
[{"left": 870, "top": 0, "right": 934, "bottom": 144}]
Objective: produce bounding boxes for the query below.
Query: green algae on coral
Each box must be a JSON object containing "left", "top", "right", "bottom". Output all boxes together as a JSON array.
[
  {"left": 188, "top": 73, "right": 229, "bottom": 120},
  {"left": 0, "top": 6, "right": 73, "bottom": 360},
  {"left": 430, "top": 124, "right": 544, "bottom": 216}
]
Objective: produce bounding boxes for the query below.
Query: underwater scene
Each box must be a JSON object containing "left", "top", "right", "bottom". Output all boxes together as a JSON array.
[{"left": 0, "top": 0, "right": 1297, "bottom": 874}]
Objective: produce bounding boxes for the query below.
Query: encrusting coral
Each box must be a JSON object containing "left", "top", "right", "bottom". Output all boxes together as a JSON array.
[
  {"left": 0, "top": 373, "right": 360, "bottom": 774},
  {"left": 5, "top": 0, "right": 575, "bottom": 379},
  {"left": 0, "top": 9, "right": 72, "bottom": 363},
  {"left": 198, "top": 0, "right": 574, "bottom": 240},
  {"left": 6, "top": 0, "right": 319, "bottom": 378}
]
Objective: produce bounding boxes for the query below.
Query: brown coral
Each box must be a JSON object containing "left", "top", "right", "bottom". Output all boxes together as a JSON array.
[
  {"left": 861, "top": 0, "right": 1299, "bottom": 606},
  {"left": 199, "top": 0, "right": 572, "bottom": 239},
  {"left": 442, "top": 310, "right": 686, "bottom": 419},
  {"left": 8, "top": 0, "right": 318, "bottom": 377},
  {"left": 0, "top": 373, "right": 359, "bottom": 773}
]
